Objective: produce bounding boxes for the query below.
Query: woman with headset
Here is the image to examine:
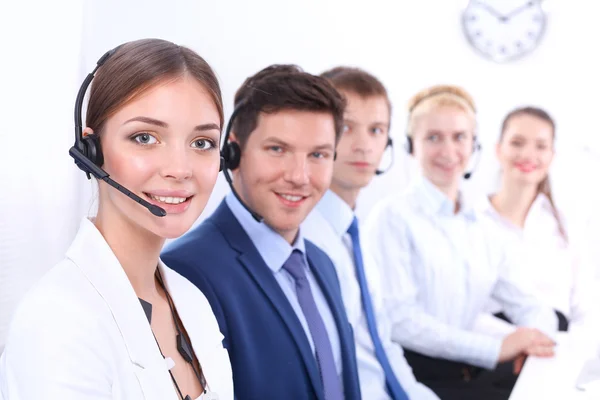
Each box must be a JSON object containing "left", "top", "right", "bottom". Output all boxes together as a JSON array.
[
  {"left": 0, "top": 39, "right": 233, "bottom": 400},
  {"left": 364, "top": 85, "right": 558, "bottom": 399},
  {"left": 476, "top": 106, "right": 599, "bottom": 340}
]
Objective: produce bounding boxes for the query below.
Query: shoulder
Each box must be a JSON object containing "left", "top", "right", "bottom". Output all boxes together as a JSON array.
[
  {"left": 10, "top": 258, "right": 103, "bottom": 326},
  {"left": 302, "top": 210, "right": 338, "bottom": 251},
  {"left": 365, "top": 192, "right": 415, "bottom": 237},
  {"left": 162, "top": 220, "right": 232, "bottom": 273},
  {"left": 4, "top": 258, "right": 113, "bottom": 365}
]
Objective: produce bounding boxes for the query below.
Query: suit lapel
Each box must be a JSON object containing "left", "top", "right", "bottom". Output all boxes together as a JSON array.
[
  {"left": 66, "top": 218, "right": 176, "bottom": 400},
  {"left": 212, "top": 202, "right": 323, "bottom": 397}
]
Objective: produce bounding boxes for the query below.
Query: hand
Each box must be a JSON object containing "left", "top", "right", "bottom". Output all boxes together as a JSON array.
[
  {"left": 513, "top": 354, "right": 526, "bottom": 374},
  {"left": 475, "top": 0, "right": 505, "bottom": 21},
  {"left": 504, "top": 1, "right": 538, "bottom": 21},
  {"left": 499, "top": 327, "right": 555, "bottom": 363}
]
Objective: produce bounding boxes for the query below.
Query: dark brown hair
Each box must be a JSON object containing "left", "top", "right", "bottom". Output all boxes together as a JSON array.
[
  {"left": 86, "top": 38, "right": 224, "bottom": 135},
  {"left": 500, "top": 106, "right": 566, "bottom": 241},
  {"left": 231, "top": 64, "right": 346, "bottom": 148},
  {"left": 320, "top": 66, "right": 392, "bottom": 118}
]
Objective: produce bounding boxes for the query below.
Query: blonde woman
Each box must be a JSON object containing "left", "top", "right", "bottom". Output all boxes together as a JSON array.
[{"left": 364, "top": 86, "right": 558, "bottom": 399}]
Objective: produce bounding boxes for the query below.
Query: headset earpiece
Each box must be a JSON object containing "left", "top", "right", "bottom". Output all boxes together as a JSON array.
[
  {"left": 222, "top": 142, "right": 241, "bottom": 170},
  {"left": 81, "top": 133, "right": 104, "bottom": 167},
  {"left": 405, "top": 136, "right": 413, "bottom": 154}
]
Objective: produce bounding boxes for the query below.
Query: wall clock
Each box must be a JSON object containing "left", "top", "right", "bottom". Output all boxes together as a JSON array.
[{"left": 462, "top": 0, "right": 547, "bottom": 63}]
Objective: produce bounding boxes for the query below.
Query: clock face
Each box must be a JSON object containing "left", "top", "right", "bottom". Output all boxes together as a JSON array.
[{"left": 462, "top": 0, "right": 547, "bottom": 63}]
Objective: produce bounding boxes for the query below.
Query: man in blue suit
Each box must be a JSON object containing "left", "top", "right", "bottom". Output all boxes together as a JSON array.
[{"left": 162, "top": 65, "right": 361, "bottom": 400}]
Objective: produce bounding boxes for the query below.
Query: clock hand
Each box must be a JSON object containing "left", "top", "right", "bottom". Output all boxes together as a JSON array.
[
  {"left": 505, "top": 1, "right": 538, "bottom": 21},
  {"left": 474, "top": 0, "right": 506, "bottom": 21}
]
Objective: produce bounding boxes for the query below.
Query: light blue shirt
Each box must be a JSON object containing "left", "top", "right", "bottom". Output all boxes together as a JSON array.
[
  {"left": 364, "top": 177, "right": 558, "bottom": 370},
  {"left": 225, "top": 192, "right": 342, "bottom": 375},
  {"left": 304, "top": 190, "right": 440, "bottom": 400}
]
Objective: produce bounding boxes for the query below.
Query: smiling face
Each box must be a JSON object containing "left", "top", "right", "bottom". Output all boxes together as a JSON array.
[
  {"left": 411, "top": 106, "right": 476, "bottom": 193},
  {"left": 497, "top": 113, "right": 555, "bottom": 187},
  {"left": 232, "top": 109, "right": 336, "bottom": 243},
  {"left": 90, "top": 75, "right": 221, "bottom": 239},
  {"left": 329, "top": 91, "right": 390, "bottom": 205}
]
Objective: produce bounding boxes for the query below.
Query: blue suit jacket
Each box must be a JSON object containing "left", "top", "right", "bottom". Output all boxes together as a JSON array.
[{"left": 161, "top": 200, "right": 361, "bottom": 400}]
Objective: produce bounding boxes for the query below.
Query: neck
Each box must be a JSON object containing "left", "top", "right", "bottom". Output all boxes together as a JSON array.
[
  {"left": 491, "top": 178, "right": 539, "bottom": 228},
  {"left": 329, "top": 181, "right": 359, "bottom": 210},
  {"left": 276, "top": 227, "right": 299, "bottom": 245},
  {"left": 434, "top": 181, "right": 460, "bottom": 212},
  {"left": 94, "top": 204, "right": 164, "bottom": 300}
]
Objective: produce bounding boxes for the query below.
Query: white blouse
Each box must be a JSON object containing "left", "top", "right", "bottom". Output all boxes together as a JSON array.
[
  {"left": 477, "top": 194, "right": 599, "bottom": 340},
  {"left": 363, "top": 177, "right": 558, "bottom": 370}
]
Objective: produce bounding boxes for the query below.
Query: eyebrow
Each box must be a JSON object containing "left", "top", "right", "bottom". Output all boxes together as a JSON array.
[
  {"left": 264, "top": 136, "right": 335, "bottom": 151},
  {"left": 123, "top": 116, "right": 220, "bottom": 132},
  {"left": 345, "top": 118, "right": 389, "bottom": 126}
]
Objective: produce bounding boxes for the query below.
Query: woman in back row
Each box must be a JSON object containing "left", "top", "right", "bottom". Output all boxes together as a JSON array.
[
  {"left": 477, "top": 106, "right": 599, "bottom": 342},
  {"left": 364, "top": 85, "right": 558, "bottom": 399}
]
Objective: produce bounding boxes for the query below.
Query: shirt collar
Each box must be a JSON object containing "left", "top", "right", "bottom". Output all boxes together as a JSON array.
[
  {"left": 414, "top": 176, "right": 477, "bottom": 221},
  {"left": 481, "top": 192, "right": 553, "bottom": 230},
  {"left": 315, "top": 190, "right": 355, "bottom": 238},
  {"left": 225, "top": 192, "right": 306, "bottom": 273}
]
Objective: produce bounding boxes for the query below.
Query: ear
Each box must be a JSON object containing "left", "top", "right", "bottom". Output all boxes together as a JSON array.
[
  {"left": 495, "top": 142, "right": 501, "bottom": 160},
  {"left": 83, "top": 127, "right": 94, "bottom": 137}
]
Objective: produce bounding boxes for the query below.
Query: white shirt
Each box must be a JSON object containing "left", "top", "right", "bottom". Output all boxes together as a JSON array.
[
  {"left": 0, "top": 218, "right": 234, "bottom": 400},
  {"left": 363, "top": 177, "right": 558, "bottom": 370},
  {"left": 476, "top": 194, "right": 600, "bottom": 342},
  {"left": 303, "top": 190, "right": 439, "bottom": 400}
]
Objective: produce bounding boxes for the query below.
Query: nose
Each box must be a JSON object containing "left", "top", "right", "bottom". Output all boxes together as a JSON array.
[
  {"left": 438, "top": 138, "right": 460, "bottom": 161},
  {"left": 284, "top": 153, "right": 310, "bottom": 186},
  {"left": 521, "top": 144, "right": 536, "bottom": 161},
  {"left": 160, "top": 144, "right": 192, "bottom": 181},
  {"left": 351, "top": 130, "right": 372, "bottom": 154}
]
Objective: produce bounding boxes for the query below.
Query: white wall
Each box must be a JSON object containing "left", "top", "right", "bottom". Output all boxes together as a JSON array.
[{"left": 2, "top": 0, "right": 600, "bottom": 350}]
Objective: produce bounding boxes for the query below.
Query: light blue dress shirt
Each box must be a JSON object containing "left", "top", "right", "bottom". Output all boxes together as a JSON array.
[
  {"left": 225, "top": 192, "right": 342, "bottom": 375},
  {"left": 304, "top": 190, "right": 440, "bottom": 400}
]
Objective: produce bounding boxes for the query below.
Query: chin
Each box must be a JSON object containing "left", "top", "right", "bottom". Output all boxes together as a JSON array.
[{"left": 266, "top": 213, "right": 304, "bottom": 236}]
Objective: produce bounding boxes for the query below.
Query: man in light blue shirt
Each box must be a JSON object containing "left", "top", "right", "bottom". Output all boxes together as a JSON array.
[{"left": 303, "top": 67, "right": 438, "bottom": 399}]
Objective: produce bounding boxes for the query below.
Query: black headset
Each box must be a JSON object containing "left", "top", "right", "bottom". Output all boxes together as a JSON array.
[
  {"left": 404, "top": 90, "right": 481, "bottom": 180},
  {"left": 69, "top": 45, "right": 167, "bottom": 217},
  {"left": 220, "top": 102, "right": 264, "bottom": 222},
  {"left": 375, "top": 137, "right": 394, "bottom": 175}
]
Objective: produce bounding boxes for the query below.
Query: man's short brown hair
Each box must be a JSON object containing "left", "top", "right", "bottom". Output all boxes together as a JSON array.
[
  {"left": 320, "top": 66, "right": 391, "bottom": 117},
  {"left": 232, "top": 64, "right": 346, "bottom": 148}
]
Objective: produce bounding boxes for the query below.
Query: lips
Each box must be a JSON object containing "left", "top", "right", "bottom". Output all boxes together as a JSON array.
[
  {"left": 515, "top": 162, "right": 536, "bottom": 173},
  {"left": 142, "top": 190, "right": 194, "bottom": 215},
  {"left": 275, "top": 192, "right": 308, "bottom": 208},
  {"left": 347, "top": 161, "right": 371, "bottom": 168}
]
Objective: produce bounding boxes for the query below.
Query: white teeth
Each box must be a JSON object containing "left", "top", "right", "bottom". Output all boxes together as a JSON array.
[
  {"left": 149, "top": 194, "right": 188, "bottom": 204},
  {"left": 279, "top": 194, "right": 303, "bottom": 202}
]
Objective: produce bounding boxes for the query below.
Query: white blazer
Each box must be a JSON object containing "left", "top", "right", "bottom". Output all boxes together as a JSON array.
[{"left": 0, "top": 218, "right": 234, "bottom": 400}]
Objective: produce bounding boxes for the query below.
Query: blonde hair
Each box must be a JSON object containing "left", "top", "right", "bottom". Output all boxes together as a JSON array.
[{"left": 406, "top": 84, "right": 476, "bottom": 137}]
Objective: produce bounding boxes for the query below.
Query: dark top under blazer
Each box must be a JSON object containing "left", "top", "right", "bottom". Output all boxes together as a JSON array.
[{"left": 161, "top": 200, "right": 361, "bottom": 400}]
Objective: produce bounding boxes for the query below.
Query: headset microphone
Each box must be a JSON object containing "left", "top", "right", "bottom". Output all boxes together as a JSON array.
[
  {"left": 463, "top": 141, "right": 482, "bottom": 180},
  {"left": 70, "top": 46, "right": 166, "bottom": 217},
  {"left": 221, "top": 104, "right": 264, "bottom": 223},
  {"left": 375, "top": 138, "right": 394, "bottom": 175}
]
